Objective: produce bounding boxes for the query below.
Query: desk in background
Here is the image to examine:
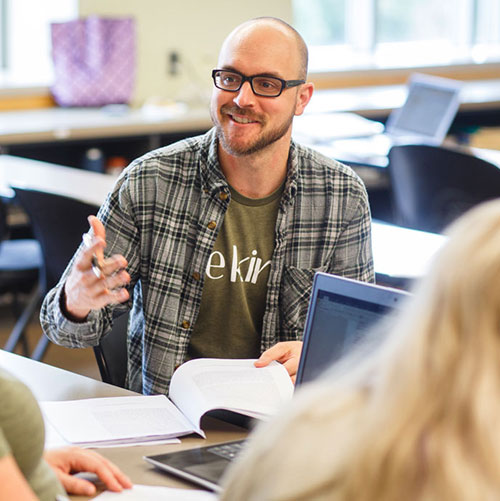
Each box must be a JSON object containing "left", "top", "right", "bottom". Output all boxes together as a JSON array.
[
  {"left": 0, "top": 106, "right": 212, "bottom": 171},
  {"left": 0, "top": 349, "right": 247, "bottom": 500},
  {"left": 0, "top": 78, "right": 499, "bottom": 171},
  {"left": 308, "top": 78, "right": 500, "bottom": 123}
]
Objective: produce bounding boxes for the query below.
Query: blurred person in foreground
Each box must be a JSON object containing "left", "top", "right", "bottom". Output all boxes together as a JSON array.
[
  {"left": 221, "top": 198, "right": 500, "bottom": 501},
  {"left": 0, "top": 368, "right": 132, "bottom": 500}
]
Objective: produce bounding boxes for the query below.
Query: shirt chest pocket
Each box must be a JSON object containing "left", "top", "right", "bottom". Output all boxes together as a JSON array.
[{"left": 279, "top": 265, "right": 327, "bottom": 339}]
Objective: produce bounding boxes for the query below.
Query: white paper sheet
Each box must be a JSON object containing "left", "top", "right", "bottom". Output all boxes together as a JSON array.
[
  {"left": 41, "top": 395, "right": 196, "bottom": 446},
  {"left": 93, "top": 484, "right": 218, "bottom": 500}
]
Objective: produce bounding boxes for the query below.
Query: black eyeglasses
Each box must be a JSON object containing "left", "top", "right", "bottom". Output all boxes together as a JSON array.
[{"left": 212, "top": 69, "right": 305, "bottom": 98}]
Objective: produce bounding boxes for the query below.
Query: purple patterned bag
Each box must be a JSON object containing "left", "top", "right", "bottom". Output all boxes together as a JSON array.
[{"left": 50, "top": 16, "right": 136, "bottom": 107}]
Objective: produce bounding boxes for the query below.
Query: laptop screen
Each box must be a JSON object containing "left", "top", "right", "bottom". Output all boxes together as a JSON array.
[
  {"left": 385, "top": 73, "right": 461, "bottom": 143},
  {"left": 296, "top": 273, "right": 409, "bottom": 385}
]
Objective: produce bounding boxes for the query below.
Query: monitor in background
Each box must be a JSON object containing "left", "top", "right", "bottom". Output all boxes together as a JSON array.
[
  {"left": 385, "top": 73, "right": 462, "bottom": 144},
  {"left": 296, "top": 272, "right": 410, "bottom": 386}
]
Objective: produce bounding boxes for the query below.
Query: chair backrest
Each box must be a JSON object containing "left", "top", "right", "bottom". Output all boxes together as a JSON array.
[
  {"left": 12, "top": 187, "right": 98, "bottom": 291},
  {"left": 12, "top": 187, "right": 129, "bottom": 387},
  {"left": 93, "top": 310, "right": 129, "bottom": 387},
  {"left": 388, "top": 145, "right": 500, "bottom": 233}
]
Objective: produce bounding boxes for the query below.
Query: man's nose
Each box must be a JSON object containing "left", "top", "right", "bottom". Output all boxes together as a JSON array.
[{"left": 233, "top": 81, "right": 256, "bottom": 107}]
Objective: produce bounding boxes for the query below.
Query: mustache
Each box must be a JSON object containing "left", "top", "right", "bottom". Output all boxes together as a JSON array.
[{"left": 220, "top": 105, "right": 261, "bottom": 122}]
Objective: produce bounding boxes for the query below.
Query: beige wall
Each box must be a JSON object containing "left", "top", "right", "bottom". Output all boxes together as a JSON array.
[{"left": 79, "top": 0, "right": 293, "bottom": 107}]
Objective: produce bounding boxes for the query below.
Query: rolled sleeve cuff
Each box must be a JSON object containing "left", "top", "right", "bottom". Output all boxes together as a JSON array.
[{"left": 52, "top": 286, "right": 104, "bottom": 347}]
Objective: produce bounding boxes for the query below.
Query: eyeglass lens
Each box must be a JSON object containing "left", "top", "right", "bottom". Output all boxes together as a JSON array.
[{"left": 215, "top": 70, "right": 283, "bottom": 97}]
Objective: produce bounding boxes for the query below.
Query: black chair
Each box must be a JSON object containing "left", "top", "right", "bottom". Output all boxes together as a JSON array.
[
  {"left": 93, "top": 310, "right": 129, "bottom": 387},
  {"left": 0, "top": 198, "right": 43, "bottom": 356},
  {"left": 12, "top": 187, "right": 129, "bottom": 383},
  {"left": 388, "top": 144, "right": 500, "bottom": 233}
]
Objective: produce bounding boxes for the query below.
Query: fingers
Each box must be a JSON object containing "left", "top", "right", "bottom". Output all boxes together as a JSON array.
[
  {"left": 89, "top": 215, "right": 106, "bottom": 240},
  {"left": 65, "top": 217, "right": 129, "bottom": 319},
  {"left": 282, "top": 357, "right": 300, "bottom": 380},
  {"left": 46, "top": 447, "right": 132, "bottom": 495},
  {"left": 254, "top": 341, "right": 303, "bottom": 380},
  {"left": 65, "top": 250, "right": 130, "bottom": 319},
  {"left": 94, "top": 454, "right": 133, "bottom": 491},
  {"left": 56, "top": 473, "right": 96, "bottom": 497},
  {"left": 255, "top": 341, "right": 300, "bottom": 366},
  {"left": 81, "top": 265, "right": 130, "bottom": 308},
  {"left": 254, "top": 344, "right": 282, "bottom": 367},
  {"left": 89, "top": 215, "right": 106, "bottom": 264},
  {"left": 76, "top": 236, "right": 106, "bottom": 275},
  {"left": 70, "top": 451, "right": 132, "bottom": 493}
]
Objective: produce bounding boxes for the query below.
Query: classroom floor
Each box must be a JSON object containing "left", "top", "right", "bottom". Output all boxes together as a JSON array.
[{"left": 0, "top": 295, "right": 101, "bottom": 380}]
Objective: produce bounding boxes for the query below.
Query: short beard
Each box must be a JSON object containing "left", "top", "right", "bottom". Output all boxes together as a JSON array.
[{"left": 211, "top": 105, "right": 295, "bottom": 157}]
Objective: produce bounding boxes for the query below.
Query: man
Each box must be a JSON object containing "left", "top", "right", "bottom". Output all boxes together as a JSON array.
[{"left": 41, "top": 17, "right": 374, "bottom": 395}]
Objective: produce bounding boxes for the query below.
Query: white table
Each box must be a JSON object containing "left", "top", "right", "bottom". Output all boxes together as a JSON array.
[
  {"left": 372, "top": 220, "right": 445, "bottom": 281},
  {"left": 0, "top": 154, "right": 116, "bottom": 206}
]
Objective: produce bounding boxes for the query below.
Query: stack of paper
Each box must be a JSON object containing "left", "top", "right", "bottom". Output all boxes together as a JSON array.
[{"left": 41, "top": 395, "right": 196, "bottom": 448}]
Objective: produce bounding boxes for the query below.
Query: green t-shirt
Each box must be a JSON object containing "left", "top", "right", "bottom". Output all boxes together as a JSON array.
[
  {"left": 0, "top": 368, "right": 66, "bottom": 501},
  {"left": 187, "top": 183, "right": 284, "bottom": 360}
]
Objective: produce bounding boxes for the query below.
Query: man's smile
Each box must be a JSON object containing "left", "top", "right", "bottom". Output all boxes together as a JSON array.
[
  {"left": 221, "top": 105, "right": 262, "bottom": 126},
  {"left": 230, "top": 114, "right": 258, "bottom": 124}
]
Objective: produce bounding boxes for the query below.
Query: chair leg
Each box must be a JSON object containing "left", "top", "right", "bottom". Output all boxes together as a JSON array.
[
  {"left": 10, "top": 292, "right": 29, "bottom": 356},
  {"left": 3, "top": 284, "right": 41, "bottom": 354},
  {"left": 31, "top": 335, "right": 50, "bottom": 362},
  {"left": 20, "top": 329, "right": 30, "bottom": 357}
]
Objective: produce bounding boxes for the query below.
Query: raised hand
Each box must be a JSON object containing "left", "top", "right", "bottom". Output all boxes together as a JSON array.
[{"left": 63, "top": 216, "right": 130, "bottom": 320}]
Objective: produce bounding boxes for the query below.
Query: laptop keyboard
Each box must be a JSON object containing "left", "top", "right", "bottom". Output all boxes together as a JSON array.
[{"left": 207, "top": 440, "right": 246, "bottom": 461}]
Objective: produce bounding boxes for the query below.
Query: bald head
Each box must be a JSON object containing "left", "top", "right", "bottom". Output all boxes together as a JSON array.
[{"left": 220, "top": 17, "right": 309, "bottom": 80}]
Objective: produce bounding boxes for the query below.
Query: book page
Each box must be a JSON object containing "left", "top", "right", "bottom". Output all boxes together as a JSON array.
[
  {"left": 41, "top": 395, "right": 196, "bottom": 445},
  {"left": 169, "top": 359, "right": 294, "bottom": 430}
]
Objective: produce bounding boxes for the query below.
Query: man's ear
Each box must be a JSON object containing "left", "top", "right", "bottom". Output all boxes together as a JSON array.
[{"left": 294, "top": 82, "right": 314, "bottom": 116}]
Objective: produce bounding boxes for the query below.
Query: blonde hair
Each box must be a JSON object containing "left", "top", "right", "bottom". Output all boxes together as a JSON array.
[{"left": 221, "top": 199, "right": 500, "bottom": 501}]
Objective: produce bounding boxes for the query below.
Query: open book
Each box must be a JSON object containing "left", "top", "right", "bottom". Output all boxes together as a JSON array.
[{"left": 41, "top": 358, "right": 293, "bottom": 447}]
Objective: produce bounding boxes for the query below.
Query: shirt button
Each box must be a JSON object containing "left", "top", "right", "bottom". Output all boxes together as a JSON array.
[
  {"left": 219, "top": 192, "right": 229, "bottom": 201},
  {"left": 181, "top": 320, "right": 190, "bottom": 329},
  {"left": 207, "top": 221, "right": 217, "bottom": 230},
  {"left": 192, "top": 272, "right": 201, "bottom": 281}
]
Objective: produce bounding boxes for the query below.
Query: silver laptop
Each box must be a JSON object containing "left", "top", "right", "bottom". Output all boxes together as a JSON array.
[
  {"left": 144, "top": 273, "right": 410, "bottom": 492},
  {"left": 331, "top": 73, "right": 462, "bottom": 164}
]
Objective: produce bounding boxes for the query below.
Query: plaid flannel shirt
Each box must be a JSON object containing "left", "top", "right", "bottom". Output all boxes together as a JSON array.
[{"left": 40, "top": 128, "right": 374, "bottom": 395}]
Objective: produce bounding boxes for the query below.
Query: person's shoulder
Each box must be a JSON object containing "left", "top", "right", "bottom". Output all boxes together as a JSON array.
[
  {"left": 107, "top": 130, "right": 215, "bottom": 197},
  {"left": 293, "top": 141, "right": 366, "bottom": 188},
  {"left": 0, "top": 369, "right": 35, "bottom": 412},
  {"left": 129, "top": 129, "right": 214, "bottom": 173}
]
